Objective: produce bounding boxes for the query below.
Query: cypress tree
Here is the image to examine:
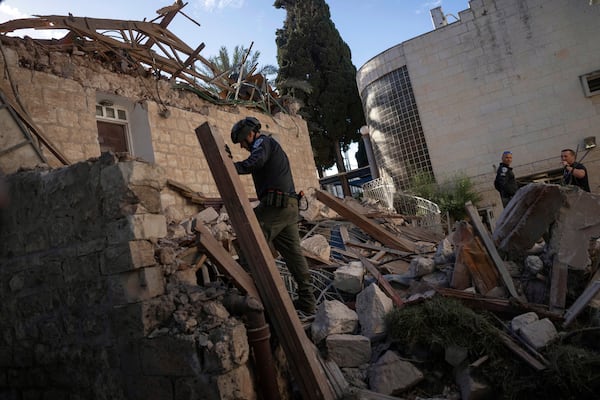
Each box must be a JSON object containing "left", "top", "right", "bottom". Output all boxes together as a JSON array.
[{"left": 274, "top": 0, "right": 365, "bottom": 175}]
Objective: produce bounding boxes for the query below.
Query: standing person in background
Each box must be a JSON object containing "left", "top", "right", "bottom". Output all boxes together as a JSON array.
[
  {"left": 494, "top": 150, "right": 518, "bottom": 207},
  {"left": 228, "top": 116, "right": 316, "bottom": 315},
  {"left": 561, "top": 148, "right": 590, "bottom": 192}
]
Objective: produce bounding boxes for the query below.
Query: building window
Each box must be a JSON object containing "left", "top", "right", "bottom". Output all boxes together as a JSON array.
[
  {"left": 361, "top": 66, "right": 433, "bottom": 191},
  {"left": 96, "top": 103, "right": 130, "bottom": 154},
  {"left": 580, "top": 70, "right": 600, "bottom": 97}
]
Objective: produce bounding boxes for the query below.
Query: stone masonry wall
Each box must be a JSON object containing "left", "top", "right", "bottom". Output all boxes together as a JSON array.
[
  {"left": 0, "top": 155, "right": 257, "bottom": 400},
  {"left": 0, "top": 38, "right": 319, "bottom": 205}
]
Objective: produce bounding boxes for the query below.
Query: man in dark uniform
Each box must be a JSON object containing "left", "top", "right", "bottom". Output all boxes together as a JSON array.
[
  {"left": 494, "top": 151, "right": 518, "bottom": 207},
  {"left": 229, "top": 116, "right": 316, "bottom": 314},
  {"left": 561, "top": 148, "right": 590, "bottom": 192}
]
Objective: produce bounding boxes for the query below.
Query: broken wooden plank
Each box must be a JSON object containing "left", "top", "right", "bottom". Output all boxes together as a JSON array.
[
  {"left": 464, "top": 201, "right": 521, "bottom": 300},
  {"left": 302, "top": 249, "right": 335, "bottom": 266},
  {"left": 437, "top": 287, "right": 562, "bottom": 321},
  {"left": 549, "top": 258, "right": 568, "bottom": 313},
  {"left": 359, "top": 256, "right": 404, "bottom": 308},
  {"left": 345, "top": 240, "right": 412, "bottom": 258},
  {"left": 453, "top": 221, "right": 500, "bottom": 295},
  {"left": 563, "top": 280, "right": 600, "bottom": 327},
  {"left": 0, "top": 90, "right": 68, "bottom": 165},
  {"left": 493, "top": 327, "right": 547, "bottom": 371},
  {"left": 193, "top": 222, "right": 260, "bottom": 300},
  {"left": 316, "top": 189, "right": 416, "bottom": 253},
  {"left": 195, "top": 122, "right": 335, "bottom": 400}
]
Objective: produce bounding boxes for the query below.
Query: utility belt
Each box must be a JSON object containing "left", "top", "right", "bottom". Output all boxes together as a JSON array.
[{"left": 262, "top": 189, "right": 300, "bottom": 208}]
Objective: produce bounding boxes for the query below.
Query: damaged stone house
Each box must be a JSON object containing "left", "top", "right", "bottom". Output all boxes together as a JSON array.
[
  {"left": 0, "top": 4, "right": 332, "bottom": 400},
  {"left": 357, "top": 0, "right": 600, "bottom": 226},
  {"left": 2, "top": 2, "right": 600, "bottom": 400}
]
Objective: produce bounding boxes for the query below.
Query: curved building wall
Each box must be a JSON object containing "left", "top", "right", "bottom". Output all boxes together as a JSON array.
[
  {"left": 357, "top": 0, "right": 600, "bottom": 218},
  {"left": 360, "top": 64, "right": 433, "bottom": 191}
]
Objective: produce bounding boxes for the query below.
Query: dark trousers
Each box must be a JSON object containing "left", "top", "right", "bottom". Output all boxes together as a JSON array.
[{"left": 254, "top": 197, "right": 316, "bottom": 312}]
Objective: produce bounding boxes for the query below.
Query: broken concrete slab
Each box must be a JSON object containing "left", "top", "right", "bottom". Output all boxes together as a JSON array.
[
  {"left": 367, "top": 350, "right": 423, "bottom": 396},
  {"left": 518, "top": 318, "right": 559, "bottom": 350},
  {"left": 333, "top": 261, "right": 365, "bottom": 294},
  {"left": 301, "top": 234, "right": 332, "bottom": 260},
  {"left": 548, "top": 188, "right": 600, "bottom": 269},
  {"left": 510, "top": 312, "right": 539, "bottom": 333},
  {"left": 493, "top": 183, "right": 563, "bottom": 253},
  {"left": 326, "top": 334, "right": 371, "bottom": 368},
  {"left": 311, "top": 300, "right": 359, "bottom": 344},
  {"left": 356, "top": 283, "right": 393, "bottom": 339}
]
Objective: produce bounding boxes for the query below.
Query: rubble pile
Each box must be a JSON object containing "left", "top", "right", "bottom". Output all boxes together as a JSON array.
[
  {"left": 2, "top": 155, "right": 599, "bottom": 400},
  {"left": 172, "top": 183, "right": 600, "bottom": 399}
]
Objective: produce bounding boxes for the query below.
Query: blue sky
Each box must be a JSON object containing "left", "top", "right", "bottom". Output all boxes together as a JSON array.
[{"left": 0, "top": 0, "right": 469, "bottom": 69}]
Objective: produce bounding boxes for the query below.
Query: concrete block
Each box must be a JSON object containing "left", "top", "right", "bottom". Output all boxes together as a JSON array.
[
  {"left": 195, "top": 207, "right": 219, "bottom": 224},
  {"left": 356, "top": 283, "right": 393, "bottom": 339},
  {"left": 102, "top": 240, "right": 156, "bottom": 275},
  {"left": 333, "top": 262, "right": 364, "bottom": 294},
  {"left": 127, "top": 214, "right": 167, "bottom": 239},
  {"left": 203, "top": 321, "right": 249, "bottom": 373},
  {"left": 107, "top": 266, "right": 165, "bottom": 305},
  {"left": 326, "top": 334, "right": 371, "bottom": 367},
  {"left": 519, "top": 318, "right": 558, "bottom": 350},
  {"left": 311, "top": 300, "right": 359, "bottom": 344}
]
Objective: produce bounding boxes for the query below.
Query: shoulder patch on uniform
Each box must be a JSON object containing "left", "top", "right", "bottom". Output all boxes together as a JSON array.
[
  {"left": 253, "top": 137, "right": 265, "bottom": 149},
  {"left": 501, "top": 167, "right": 508, "bottom": 174}
]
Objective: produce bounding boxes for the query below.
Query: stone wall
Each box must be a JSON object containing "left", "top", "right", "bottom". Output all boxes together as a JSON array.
[
  {"left": 0, "top": 38, "right": 319, "bottom": 208},
  {"left": 0, "top": 155, "right": 258, "bottom": 400}
]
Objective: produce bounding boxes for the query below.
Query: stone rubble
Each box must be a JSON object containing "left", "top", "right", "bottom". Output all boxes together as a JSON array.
[{"left": 2, "top": 157, "right": 599, "bottom": 400}]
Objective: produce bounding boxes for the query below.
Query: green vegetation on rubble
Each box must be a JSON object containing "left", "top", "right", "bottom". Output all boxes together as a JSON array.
[{"left": 385, "top": 296, "right": 600, "bottom": 399}]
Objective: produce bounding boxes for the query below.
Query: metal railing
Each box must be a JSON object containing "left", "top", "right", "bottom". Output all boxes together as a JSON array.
[{"left": 361, "top": 176, "right": 395, "bottom": 211}]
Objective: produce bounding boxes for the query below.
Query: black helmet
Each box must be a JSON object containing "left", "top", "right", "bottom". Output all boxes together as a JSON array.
[{"left": 231, "top": 117, "right": 261, "bottom": 144}]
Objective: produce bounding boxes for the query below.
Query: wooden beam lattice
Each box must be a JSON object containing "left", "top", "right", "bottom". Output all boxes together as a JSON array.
[{"left": 0, "top": 12, "right": 223, "bottom": 88}]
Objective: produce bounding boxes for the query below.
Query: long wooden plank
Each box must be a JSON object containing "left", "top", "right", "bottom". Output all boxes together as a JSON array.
[
  {"left": 453, "top": 221, "right": 500, "bottom": 295},
  {"left": 464, "top": 201, "right": 521, "bottom": 300},
  {"left": 494, "top": 327, "right": 547, "bottom": 371},
  {"left": 345, "top": 240, "right": 412, "bottom": 258},
  {"left": 193, "top": 222, "right": 260, "bottom": 300},
  {"left": 195, "top": 122, "right": 335, "bottom": 400},
  {"left": 315, "top": 190, "right": 416, "bottom": 252},
  {"left": 0, "top": 91, "right": 68, "bottom": 165},
  {"left": 549, "top": 258, "right": 568, "bottom": 313}
]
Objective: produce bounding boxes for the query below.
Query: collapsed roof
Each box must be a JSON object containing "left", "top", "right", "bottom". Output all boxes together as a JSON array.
[{"left": 0, "top": 1, "right": 284, "bottom": 114}]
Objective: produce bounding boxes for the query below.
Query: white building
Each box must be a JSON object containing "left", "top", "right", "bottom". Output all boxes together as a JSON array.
[{"left": 356, "top": 0, "right": 599, "bottom": 223}]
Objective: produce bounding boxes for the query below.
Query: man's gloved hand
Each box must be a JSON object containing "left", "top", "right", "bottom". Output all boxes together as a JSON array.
[{"left": 224, "top": 144, "right": 233, "bottom": 159}]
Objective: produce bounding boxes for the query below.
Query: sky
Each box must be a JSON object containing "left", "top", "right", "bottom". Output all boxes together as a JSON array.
[{"left": 0, "top": 0, "right": 470, "bottom": 70}]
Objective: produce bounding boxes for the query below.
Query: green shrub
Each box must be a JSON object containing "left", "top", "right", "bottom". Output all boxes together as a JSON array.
[{"left": 408, "top": 171, "right": 481, "bottom": 220}]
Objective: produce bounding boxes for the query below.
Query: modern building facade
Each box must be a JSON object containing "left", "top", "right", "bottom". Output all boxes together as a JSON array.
[{"left": 357, "top": 0, "right": 600, "bottom": 221}]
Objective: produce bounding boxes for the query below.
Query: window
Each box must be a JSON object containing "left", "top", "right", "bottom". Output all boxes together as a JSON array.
[
  {"left": 580, "top": 70, "right": 600, "bottom": 97},
  {"left": 96, "top": 103, "right": 130, "bottom": 154}
]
